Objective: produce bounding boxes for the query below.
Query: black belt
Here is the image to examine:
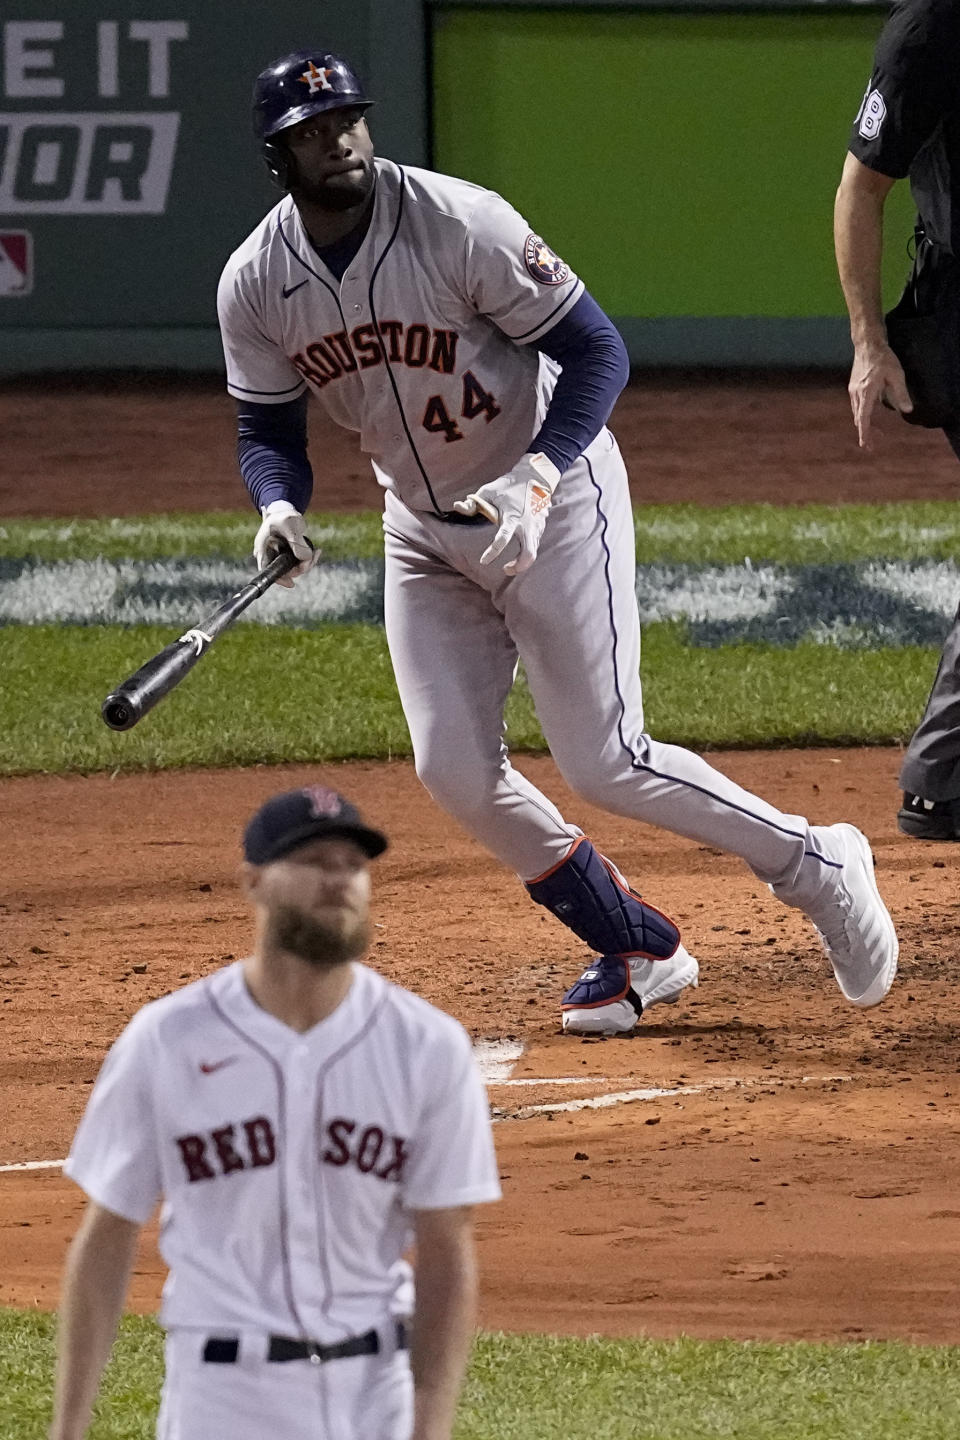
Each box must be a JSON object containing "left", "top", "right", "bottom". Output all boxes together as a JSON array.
[
  {"left": 433, "top": 509, "right": 488, "bottom": 526},
  {"left": 203, "top": 1321, "right": 408, "bottom": 1365}
]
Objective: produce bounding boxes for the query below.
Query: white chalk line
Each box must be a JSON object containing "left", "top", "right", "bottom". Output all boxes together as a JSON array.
[
  {"left": 0, "top": 1040, "right": 521, "bottom": 1169},
  {"left": 0, "top": 1158, "right": 65, "bottom": 1173},
  {"left": 515, "top": 1085, "right": 688, "bottom": 1114},
  {"left": 0, "top": 1065, "right": 851, "bottom": 1170},
  {"left": 493, "top": 1073, "right": 852, "bottom": 1119}
]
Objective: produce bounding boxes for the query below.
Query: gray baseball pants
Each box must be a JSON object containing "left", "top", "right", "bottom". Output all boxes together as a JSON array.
[{"left": 899, "top": 424, "right": 960, "bottom": 801}]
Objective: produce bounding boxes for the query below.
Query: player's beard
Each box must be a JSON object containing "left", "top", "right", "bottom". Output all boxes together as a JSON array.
[
  {"left": 292, "top": 159, "right": 375, "bottom": 212},
  {"left": 269, "top": 903, "right": 371, "bottom": 968}
]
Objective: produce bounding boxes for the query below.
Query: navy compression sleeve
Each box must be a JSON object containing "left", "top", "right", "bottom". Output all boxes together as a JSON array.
[
  {"left": 236, "top": 394, "right": 313, "bottom": 513},
  {"left": 530, "top": 290, "right": 630, "bottom": 475}
]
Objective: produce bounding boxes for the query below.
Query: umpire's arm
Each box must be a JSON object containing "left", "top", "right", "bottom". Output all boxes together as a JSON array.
[
  {"left": 834, "top": 151, "right": 913, "bottom": 447},
  {"left": 410, "top": 1204, "right": 479, "bottom": 1440},
  {"left": 49, "top": 1200, "right": 141, "bottom": 1440}
]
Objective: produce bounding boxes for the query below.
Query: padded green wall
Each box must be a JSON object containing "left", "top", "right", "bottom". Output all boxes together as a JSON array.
[{"left": 432, "top": 8, "right": 917, "bottom": 320}]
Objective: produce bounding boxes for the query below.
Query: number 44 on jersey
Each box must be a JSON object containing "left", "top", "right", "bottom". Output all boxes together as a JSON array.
[{"left": 423, "top": 371, "right": 500, "bottom": 443}]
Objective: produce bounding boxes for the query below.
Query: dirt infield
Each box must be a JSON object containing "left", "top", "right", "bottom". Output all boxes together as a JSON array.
[
  {"left": 2, "top": 368, "right": 959, "bottom": 516},
  {"left": 1, "top": 375, "right": 958, "bottom": 1344},
  {"left": 2, "top": 750, "right": 959, "bottom": 1342}
]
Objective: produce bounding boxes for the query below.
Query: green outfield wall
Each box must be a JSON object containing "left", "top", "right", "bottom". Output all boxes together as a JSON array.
[
  {"left": 431, "top": 5, "right": 917, "bottom": 364},
  {"left": 0, "top": 2, "right": 917, "bottom": 371}
]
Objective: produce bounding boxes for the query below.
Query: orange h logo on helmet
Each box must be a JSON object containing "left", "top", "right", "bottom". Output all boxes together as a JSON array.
[{"left": 299, "top": 61, "right": 333, "bottom": 94}]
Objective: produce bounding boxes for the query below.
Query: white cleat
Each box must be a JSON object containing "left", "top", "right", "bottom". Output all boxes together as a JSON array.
[
  {"left": 791, "top": 823, "right": 898, "bottom": 1008},
  {"left": 561, "top": 944, "right": 700, "bottom": 1035}
]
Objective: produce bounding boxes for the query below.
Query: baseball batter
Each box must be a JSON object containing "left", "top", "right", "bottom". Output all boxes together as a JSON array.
[
  {"left": 219, "top": 48, "right": 899, "bottom": 1035},
  {"left": 50, "top": 787, "right": 500, "bottom": 1440}
]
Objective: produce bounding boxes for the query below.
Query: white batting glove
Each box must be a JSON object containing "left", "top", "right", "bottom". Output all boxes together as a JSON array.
[
  {"left": 453, "top": 452, "right": 561, "bottom": 575},
  {"left": 253, "top": 500, "right": 318, "bottom": 590}
]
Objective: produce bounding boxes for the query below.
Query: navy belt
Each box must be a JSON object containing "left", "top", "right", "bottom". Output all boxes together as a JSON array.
[{"left": 203, "top": 1322, "right": 408, "bottom": 1365}]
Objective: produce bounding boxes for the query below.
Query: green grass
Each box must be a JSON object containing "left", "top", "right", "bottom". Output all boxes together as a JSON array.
[
  {"left": 0, "top": 501, "right": 948, "bottom": 774},
  {"left": 0, "top": 622, "right": 936, "bottom": 775},
  {"left": 0, "top": 513, "right": 387, "bottom": 564},
  {"left": 4, "top": 1315, "right": 960, "bottom": 1440},
  {"left": 3, "top": 501, "right": 960, "bottom": 565},
  {"left": 460, "top": 1333, "right": 960, "bottom": 1440},
  {"left": 0, "top": 625, "right": 411, "bottom": 774},
  {"left": 0, "top": 1312, "right": 160, "bottom": 1440}
]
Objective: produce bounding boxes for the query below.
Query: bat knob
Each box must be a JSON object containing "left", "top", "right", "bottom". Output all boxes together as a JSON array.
[{"left": 101, "top": 692, "right": 141, "bottom": 731}]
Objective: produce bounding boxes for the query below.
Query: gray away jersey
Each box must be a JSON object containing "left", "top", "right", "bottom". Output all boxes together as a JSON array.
[{"left": 217, "top": 159, "right": 585, "bottom": 514}]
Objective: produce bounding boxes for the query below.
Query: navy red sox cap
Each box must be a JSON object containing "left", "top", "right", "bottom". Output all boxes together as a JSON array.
[
  {"left": 252, "top": 50, "right": 373, "bottom": 142},
  {"left": 243, "top": 786, "right": 388, "bottom": 865}
]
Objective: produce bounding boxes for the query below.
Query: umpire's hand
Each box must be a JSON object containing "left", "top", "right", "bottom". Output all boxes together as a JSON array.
[{"left": 849, "top": 339, "right": 913, "bottom": 449}]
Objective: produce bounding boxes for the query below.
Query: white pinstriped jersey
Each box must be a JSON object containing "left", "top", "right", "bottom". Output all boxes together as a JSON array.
[
  {"left": 64, "top": 961, "right": 500, "bottom": 1339},
  {"left": 217, "top": 159, "right": 585, "bottom": 514}
]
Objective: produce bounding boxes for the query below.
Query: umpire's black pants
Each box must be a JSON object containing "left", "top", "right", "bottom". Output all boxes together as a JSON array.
[{"left": 899, "top": 425, "right": 960, "bottom": 801}]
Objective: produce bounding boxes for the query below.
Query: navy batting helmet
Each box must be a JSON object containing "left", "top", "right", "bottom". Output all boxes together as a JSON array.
[{"left": 252, "top": 50, "right": 374, "bottom": 189}]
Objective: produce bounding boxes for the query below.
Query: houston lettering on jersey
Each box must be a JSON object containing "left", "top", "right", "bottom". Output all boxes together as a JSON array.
[
  {"left": 291, "top": 320, "right": 502, "bottom": 448},
  {"left": 290, "top": 320, "right": 458, "bottom": 389},
  {"left": 220, "top": 161, "right": 586, "bottom": 510}
]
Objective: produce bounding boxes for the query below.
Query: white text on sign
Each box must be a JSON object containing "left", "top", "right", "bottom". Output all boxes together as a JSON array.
[
  {"left": 0, "top": 112, "right": 180, "bottom": 213},
  {"left": 1, "top": 21, "right": 188, "bottom": 100}
]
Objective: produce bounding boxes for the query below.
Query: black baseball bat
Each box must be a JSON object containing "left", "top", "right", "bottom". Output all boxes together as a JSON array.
[{"left": 100, "top": 545, "right": 305, "bottom": 731}]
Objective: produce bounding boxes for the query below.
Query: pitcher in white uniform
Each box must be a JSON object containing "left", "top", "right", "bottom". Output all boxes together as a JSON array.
[
  {"left": 220, "top": 48, "right": 899, "bottom": 1036},
  {"left": 50, "top": 787, "right": 500, "bottom": 1440}
]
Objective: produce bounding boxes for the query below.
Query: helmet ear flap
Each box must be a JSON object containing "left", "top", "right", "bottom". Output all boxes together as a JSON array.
[{"left": 262, "top": 138, "right": 293, "bottom": 190}]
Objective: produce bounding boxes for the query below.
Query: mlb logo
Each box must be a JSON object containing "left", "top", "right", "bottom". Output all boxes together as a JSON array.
[{"left": 0, "top": 232, "right": 33, "bottom": 297}]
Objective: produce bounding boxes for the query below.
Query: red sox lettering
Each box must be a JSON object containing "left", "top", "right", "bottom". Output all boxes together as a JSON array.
[
  {"left": 175, "top": 1115, "right": 277, "bottom": 1182},
  {"left": 321, "top": 1118, "right": 408, "bottom": 1182},
  {"left": 174, "top": 1114, "right": 408, "bottom": 1185}
]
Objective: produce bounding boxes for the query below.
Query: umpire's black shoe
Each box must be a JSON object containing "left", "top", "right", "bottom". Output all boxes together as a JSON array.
[{"left": 897, "top": 792, "right": 960, "bottom": 840}]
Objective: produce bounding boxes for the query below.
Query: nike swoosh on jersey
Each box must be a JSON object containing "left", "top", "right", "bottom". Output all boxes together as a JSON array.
[
  {"left": 199, "top": 1058, "right": 238, "bottom": 1074},
  {"left": 282, "top": 280, "right": 309, "bottom": 299}
]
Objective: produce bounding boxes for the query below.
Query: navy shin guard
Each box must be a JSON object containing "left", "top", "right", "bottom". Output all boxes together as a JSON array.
[{"left": 526, "top": 837, "right": 679, "bottom": 959}]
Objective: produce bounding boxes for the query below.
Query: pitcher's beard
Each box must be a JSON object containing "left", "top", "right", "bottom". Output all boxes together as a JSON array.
[{"left": 270, "top": 904, "right": 370, "bottom": 968}]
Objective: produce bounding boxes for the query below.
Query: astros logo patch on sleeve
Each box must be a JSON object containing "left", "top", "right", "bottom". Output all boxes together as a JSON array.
[{"left": 524, "top": 233, "right": 571, "bottom": 286}]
